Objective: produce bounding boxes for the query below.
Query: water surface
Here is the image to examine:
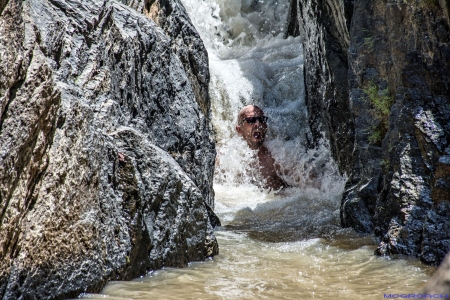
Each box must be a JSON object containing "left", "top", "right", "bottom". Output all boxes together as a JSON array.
[
  {"left": 80, "top": 0, "right": 435, "bottom": 298},
  {"left": 81, "top": 185, "right": 434, "bottom": 300}
]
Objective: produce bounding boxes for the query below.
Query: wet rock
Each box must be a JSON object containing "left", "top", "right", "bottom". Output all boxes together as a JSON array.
[
  {"left": 286, "top": 0, "right": 363, "bottom": 229},
  {"left": 286, "top": 0, "right": 354, "bottom": 177},
  {"left": 0, "top": 0, "right": 217, "bottom": 299},
  {"left": 340, "top": 177, "right": 378, "bottom": 233},
  {"left": 125, "top": 0, "right": 210, "bottom": 117},
  {"left": 349, "top": 0, "right": 450, "bottom": 265},
  {"left": 423, "top": 251, "right": 450, "bottom": 294},
  {"left": 288, "top": 0, "right": 450, "bottom": 265}
]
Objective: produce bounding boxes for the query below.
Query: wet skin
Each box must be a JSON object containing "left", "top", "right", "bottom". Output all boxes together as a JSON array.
[
  {"left": 235, "top": 106, "right": 267, "bottom": 150},
  {"left": 236, "top": 105, "right": 286, "bottom": 191},
  {"left": 256, "top": 145, "right": 287, "bottom": 191}
]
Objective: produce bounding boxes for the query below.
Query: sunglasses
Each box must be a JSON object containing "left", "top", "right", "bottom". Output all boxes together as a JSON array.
[{"left": 239, "top": 116, "right": 268, "bottom": 125}]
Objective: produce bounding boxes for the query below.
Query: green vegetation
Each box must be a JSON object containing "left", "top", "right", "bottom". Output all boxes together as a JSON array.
[
  {"left": 367, "top": 125, "right": 382, "bottom": 144},
  {"left": 364, "top": 81, "right": 393, "bottom": 119},
  {"left": 388, "top": 142, "right": 394, "bottom": 152},
  {"left": 363, "top": 36, "right": 374, "bottom": 50},
  {"left": 361, "top": 29, "right": 374, "bottom": 50},
  {"left": 362, "top": 81, "right": 394, "bottom": 144}
]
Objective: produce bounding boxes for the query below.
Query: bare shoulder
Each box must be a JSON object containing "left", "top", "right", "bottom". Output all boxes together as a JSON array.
[
  {"left": 257, "top": 145, "right": 274, "bottom": 164},
  {"left": 257, "top": 145, "right": 287, "bottom": 190}
]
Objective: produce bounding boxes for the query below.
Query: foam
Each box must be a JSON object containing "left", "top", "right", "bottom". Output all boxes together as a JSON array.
[
  {"left": 181, "top": 0, "right": 347, "bottom": 236},
  {"left": 181, "top": 0, "right": 290, "bottom": 51}
]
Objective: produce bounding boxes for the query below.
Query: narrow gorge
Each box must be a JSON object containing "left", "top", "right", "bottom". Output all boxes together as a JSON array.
[{"left": 0, "top": 0, "right": 449, "bottom": 299}]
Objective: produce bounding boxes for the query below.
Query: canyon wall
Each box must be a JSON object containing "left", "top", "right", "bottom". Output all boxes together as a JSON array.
[
  {"left": 0, "top": 0, "right": 218, "bottom": 299},
  {"left": 286, "top": 0, "right": 354, "bottom": 177},
  {"left": 288, "top": 0, "right": 450, "bottom": 266}
]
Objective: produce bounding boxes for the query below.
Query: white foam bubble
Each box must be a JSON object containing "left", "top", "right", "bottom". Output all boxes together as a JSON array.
[
  {"left": 181, "top": 0, "right": 347, "bottom": 235},
  {"left": 182, "top": 0, "right": 290, "bottom": 51}
]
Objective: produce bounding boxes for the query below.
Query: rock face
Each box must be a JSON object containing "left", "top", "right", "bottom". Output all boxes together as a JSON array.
[
  {"left": 287, "top": 0, "right": 354, "bottom": 177},
  {"left": 423, "top": 250, "right": 450, "bottom": 294},
  {"left": 125, "top": 0, "right": 211, "bottom": 118},
  {"left": 288, "top": 0, "right": 450, "bottom": 266},
  {"left": 346, "top": 0, "right": 450, "bottom": 266},
  {"left": 0, "top": 0, "right": 218, "bottom": 299}
]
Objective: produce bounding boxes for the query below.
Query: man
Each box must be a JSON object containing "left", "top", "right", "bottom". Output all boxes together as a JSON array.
[{"left": 236, "top": 105, "right": 287, "bottom": 191}]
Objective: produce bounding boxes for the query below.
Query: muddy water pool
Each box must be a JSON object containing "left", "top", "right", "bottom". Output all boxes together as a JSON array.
[{"left": 81, "top": 185, "right": 435, "bottom": 300}]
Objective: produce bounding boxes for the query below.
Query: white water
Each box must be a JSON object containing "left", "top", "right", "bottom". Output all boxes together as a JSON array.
[
  {"left": 79, "top": 0, "right": 434, "bottom": 298},
  {"left": 183, "top": 0, "right": 342, "bottom": 195},
  {"left": 80, "top": 185, "right": 434, "bottom": 299}
]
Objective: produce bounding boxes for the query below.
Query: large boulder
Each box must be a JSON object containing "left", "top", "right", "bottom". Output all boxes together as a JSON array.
[
  {"left": 0, "top": 0, "right": 218, "bottom": 299},
  {"left": 288, "top": 0, "right": 450, "bottom": 265},
  {"left": 286, "top": 0, "right": 354, "bottom": 177},
  {"left": 346, "top": 0, "right": 450, "bottom": 265}
]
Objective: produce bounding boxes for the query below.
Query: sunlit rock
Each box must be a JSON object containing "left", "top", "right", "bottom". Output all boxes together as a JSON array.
[
  {"left": 0, "top": 0, "right": 217, "bottom": 298},
  {"left": 288, "top": 0, "right": 450, "bottom": 266}
]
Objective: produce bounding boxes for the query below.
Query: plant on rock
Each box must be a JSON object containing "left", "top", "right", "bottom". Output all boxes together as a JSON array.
[{"left": 363, "top": 81, "right": 394, "bottom": 145}]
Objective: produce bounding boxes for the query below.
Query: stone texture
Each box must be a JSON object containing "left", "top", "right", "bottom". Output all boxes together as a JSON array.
[
  {"left": 423, "top": 250, "right": 450, "bottom": 294},
  {"left": 0, "top": 0, "right": 218, "bottom": 299},
  {"left": 288, "top": 0, "right": 450, "bottom": 265},
  {"left": 287, "top": 0, "right": 354, "bottom": 177},
  {"left": 125, "top": 0, "right": 211, "bottom": 118},
  {"left": 347, "top": 0, "right": 450, "bottom": 266}
]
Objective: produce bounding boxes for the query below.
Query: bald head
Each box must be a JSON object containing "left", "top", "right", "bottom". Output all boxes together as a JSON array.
[
  {"left": 236, "top": 105, "right": 267, "bottom": 150},
  {"left": 237, "top": 105, "right": 264, "bottom": 125}
]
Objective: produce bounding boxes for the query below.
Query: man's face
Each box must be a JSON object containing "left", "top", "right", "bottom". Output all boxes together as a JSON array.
[{"left": 236, "top": 106, "right": 267, "bottom": 150}]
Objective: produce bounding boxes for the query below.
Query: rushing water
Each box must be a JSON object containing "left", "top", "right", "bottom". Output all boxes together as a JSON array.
[
  {"left": 80, "top": 0, "right": 435, "bottom": 298},
  {"left": 80, "top": 185, "right": 435, "bottom": 299}
]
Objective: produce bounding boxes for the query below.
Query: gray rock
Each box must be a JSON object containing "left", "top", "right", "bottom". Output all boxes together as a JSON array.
[
  {"left": 287, "top": 0, "right": 450, "bottom": 266},
  {"left": 340, "top": 177, "right": 378, "bottom": 233},
  {"left": 0, "top": 0, "right": 218, "bottom": 299},
  {"left": 287, "top": 0, "right": 354, "bottom": 178},
  {"left": 423, "top": 249, "right": 450, "bottom": 294},
  {"left": 351, "top": 0, "right": 450, "bottom": 265},
  {"left": 138, "top": 0, "right": 211, "bottom": 119}
]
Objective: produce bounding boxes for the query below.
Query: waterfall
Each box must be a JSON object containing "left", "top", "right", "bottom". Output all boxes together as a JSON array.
[
  {"left": 78, "top": 3, "right": 435, "bottom": 298},
  {"left": 181, "top": 0, "right": 347, "bottom": 238}
]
